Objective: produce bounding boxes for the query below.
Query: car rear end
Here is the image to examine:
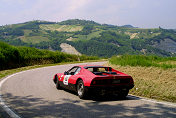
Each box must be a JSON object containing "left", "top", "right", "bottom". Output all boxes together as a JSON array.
[
  {"left": 89, "top": 75, "right": 134, "bottom": 97},
  {"left": 83, "top": 65, "right": 134, "bottom": 98}
]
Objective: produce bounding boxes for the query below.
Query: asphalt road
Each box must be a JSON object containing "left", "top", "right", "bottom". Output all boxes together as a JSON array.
[{"left": 1, "top": 62, "right": 176, "bottom": 118}]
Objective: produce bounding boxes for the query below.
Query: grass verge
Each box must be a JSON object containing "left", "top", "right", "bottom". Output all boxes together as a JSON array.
[{"left": 109, "top": 55, "right": 176, "bottom": 69}]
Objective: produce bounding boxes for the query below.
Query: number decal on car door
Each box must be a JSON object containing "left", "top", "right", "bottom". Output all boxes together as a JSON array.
[{"left": 63, "top": 75, "right": 71, "bottom": 85}]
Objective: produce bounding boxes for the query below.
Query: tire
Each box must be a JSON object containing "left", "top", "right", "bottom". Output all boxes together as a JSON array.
[
  {"left": 56, "top": 76, "right": 61, "bottom": 89},
  {"left": 118, "top": 89, "right": 129, "bottom": 99},
  {"left": 77, "top": 80, "right": 87, "bottom": 99}
]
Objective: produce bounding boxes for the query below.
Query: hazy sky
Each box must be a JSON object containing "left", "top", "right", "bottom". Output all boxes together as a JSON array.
[{"left": 0, "top": 0, "right": 176, "bottom": 29}]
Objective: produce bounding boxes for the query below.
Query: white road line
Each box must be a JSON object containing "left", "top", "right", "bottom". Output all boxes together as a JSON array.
[
  {"left": 128, "top": 94, "right": 176, "bottom": 107},
  {"left": 141, "top": 97, "right": 176, "bottom": 107},
  {"left": 0, "top": 73, "right": 22, "bottom": 118},
  {"left": 0, "top": 65, "right": 71, "bottom": 118}
]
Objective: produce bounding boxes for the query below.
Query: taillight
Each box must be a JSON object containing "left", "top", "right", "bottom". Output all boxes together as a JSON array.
[
  {"left": 91, "top": 79, "right": 112, "bottom": 85},
  {"left": 92, "top": 80, "right": 96, "bottom": 85}
]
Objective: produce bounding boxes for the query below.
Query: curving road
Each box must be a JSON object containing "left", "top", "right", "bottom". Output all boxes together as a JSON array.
[{"left": 0, "top": 62, "right": 176, "bottom": 118}]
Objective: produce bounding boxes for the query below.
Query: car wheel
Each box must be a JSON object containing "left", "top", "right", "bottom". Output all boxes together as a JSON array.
[
  {"left": 118, "top": 89, "right": 129, "bottom": 99},
  {"left": 56, "top": 76, "right": 61, "bottom": 89},
  {"left": 77, "top": 80, "right": 87, "bottom": 99}
]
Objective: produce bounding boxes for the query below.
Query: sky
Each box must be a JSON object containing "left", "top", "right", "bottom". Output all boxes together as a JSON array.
[{"left": 0, "top": 0, "right": 176, "bottom": 29}]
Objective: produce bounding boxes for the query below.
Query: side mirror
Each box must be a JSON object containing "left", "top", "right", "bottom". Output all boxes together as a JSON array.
[{"left": 64, "top": 71, "right": 68, "bottom": 75}]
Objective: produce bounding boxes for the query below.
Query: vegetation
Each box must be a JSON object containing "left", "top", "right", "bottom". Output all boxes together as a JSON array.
[
  {"left": 40, "top": 24, "right": 83, "bottom": 32},
  {"left": 58, "top": 19, "right": 100, "bottom": 26},
  {"left": 109, "top": 55, "right": 176, "bottom": 69},
  {"left": 1, "top": 19, "right": 176, "bottom": 57},
  {"left": 0, "top": 41, "right": 99, "bottom": 70}
]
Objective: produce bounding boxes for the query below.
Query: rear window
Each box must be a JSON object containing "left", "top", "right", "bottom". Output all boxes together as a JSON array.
[
  {"left": 85, "top": 67, "right": 112, "bottom": 72},
  {"left": 87, "top": 68, "right": 93, "bottom": 72},
  {"left": 85, "top": 66, "right": 117, "bottom": 75}
]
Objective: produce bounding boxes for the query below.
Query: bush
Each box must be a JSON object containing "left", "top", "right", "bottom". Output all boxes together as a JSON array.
[{"left": 0, "top": 42, "right": 21, "bottom": 70}]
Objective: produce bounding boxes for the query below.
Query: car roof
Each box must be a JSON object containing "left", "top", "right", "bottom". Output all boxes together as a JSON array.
[{"left": 77, "top": 65, "right": 109, "bottom": 68}]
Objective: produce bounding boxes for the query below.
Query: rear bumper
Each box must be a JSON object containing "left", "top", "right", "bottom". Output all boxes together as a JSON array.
[{"left": 85, "top": 84, "right": 134, "bottom": 92}]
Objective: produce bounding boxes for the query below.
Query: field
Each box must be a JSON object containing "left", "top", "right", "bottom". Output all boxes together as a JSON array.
[
  {"left": 74, "top": 30, "right": 102, "bottom": 41},
  {"left": 39, "top": 24, "right": 83, "bottom": 32},
  {"left": 20, "top": 36, "right": 49, "bottom": 44},
  {"left": 108, "top": 55, "right": 176, "bottom": 102}
]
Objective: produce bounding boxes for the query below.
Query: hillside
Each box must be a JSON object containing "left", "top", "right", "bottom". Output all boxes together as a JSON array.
[{"left": 0, "top": 19, "right": 176, "bottom": 57}]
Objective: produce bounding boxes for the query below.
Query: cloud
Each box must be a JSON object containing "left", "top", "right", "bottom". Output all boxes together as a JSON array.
[
  {"left": 0, "top": 0, "right": 176, "bottom": 28},
  {"left": 68, "top": 0, "right": 91, "bottom": 12},
  {"left": 10, "top": 0, "right": 92, "bottom": 22},
  {"left": 0, "top": 0, "right": 28, "bottom": 7},
  {"left": 53, "top": 0, "right": 93, "bottom": 21}
]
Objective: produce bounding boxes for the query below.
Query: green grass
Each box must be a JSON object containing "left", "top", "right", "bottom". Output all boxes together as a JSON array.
[
  {"left": 23, "top": 30, "right": 32, "bottom": 36},
  {"left": 20, "top": 36, "right": 49, "bottom": 44},
  {"left": 109, "top": 55, "right": 176, "bottom": 69},
  {"left": 86, "top": 30, "right": 102, "bottom": 40},
  {"left": 74, "top": 30, "right": 102, "bottom": 41},
  {"left": 39, "top": 24, "right": 61, "bottom": 30}
]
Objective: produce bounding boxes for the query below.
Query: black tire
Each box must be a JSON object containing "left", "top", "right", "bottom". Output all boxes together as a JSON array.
[
  {"left": 118, "top": 89, "right": 129, "bottom": 99},
  {"left": 77, "top": 80, "right": 88, "bottom": 99},
  {"left": 56, "top": 76, "right": 61, "bottom": 89}
]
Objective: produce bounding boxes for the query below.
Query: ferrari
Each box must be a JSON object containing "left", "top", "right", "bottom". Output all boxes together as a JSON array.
[{"left": 53, "top": 65, "right": 134, "bottom": 99}]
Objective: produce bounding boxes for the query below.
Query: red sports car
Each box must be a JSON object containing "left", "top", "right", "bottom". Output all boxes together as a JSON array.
[{"left": 53, "top": 65, "right": 134, "bottom": 99}]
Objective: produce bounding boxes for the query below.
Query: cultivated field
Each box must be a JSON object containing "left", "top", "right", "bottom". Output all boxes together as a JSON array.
[
  {"left": 40, "top": 24, "right": 83, "bottom": 32},
  {"left": 20, "top": 36, "right": 49, "bottom": 44}
]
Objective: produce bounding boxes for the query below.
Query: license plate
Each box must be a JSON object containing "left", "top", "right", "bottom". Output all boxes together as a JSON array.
[{"left": 112, "top": 79, "right": 120, "bottom": 84}]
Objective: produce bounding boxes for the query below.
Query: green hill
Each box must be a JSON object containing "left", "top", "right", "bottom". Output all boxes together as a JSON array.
[{"left": 0, "top": 19, "right": 176, "bottom": 57}]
